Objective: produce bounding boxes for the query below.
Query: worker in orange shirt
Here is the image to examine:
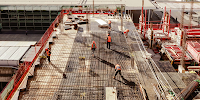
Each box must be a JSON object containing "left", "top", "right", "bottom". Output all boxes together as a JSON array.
[
  {"left": 114, "top": 9, "right": 117, "bottom": 16},
  {"left": 124, "top": 29, "right": 129, "bottom": 38},
  {"left": 45, "top": 48, "right": 51, "bottom": 63},
  {"left": 91, "top": 41, "right": 97, "bottom": 56},
  {"left": 107, "top": 34, "right": 111, "bottom": 49},
  {"left": 113, "top": 64, "right": 122, "bottom": 79}
]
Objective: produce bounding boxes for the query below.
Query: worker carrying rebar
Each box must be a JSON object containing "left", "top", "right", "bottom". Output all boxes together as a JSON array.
[
  {"left": 113, "top": 64, "right": 122, "bottom": 79},
  {"left": 107, "top": 34, "right": 111, "bottom": 49},
  {"left": 123, "top": 29, "right": 129, "bottom": 38},
  {"left": 45, "top": 48, "right": 51, "bottom": 63},
  {"left": 91, "top": 41, "right": 97, "bottom": 57},
  {"left": 108, "top": 20, "right": 111, "bottom": 29}
]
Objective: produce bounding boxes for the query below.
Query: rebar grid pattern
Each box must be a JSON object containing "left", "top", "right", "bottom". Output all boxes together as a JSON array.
[{"left": 19, "top": 16, "right": 143, "bottom": 100}]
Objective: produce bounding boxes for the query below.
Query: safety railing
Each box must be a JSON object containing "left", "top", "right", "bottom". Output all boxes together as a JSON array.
[{"left": 0, "top": 10, "right": 64, "bottom": 100}]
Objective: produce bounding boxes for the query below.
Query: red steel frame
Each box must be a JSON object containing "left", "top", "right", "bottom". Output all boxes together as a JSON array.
[
  {"left": 187, "top": 41, "right": 200, "bottom": 63},
  {"left": 139, "top": 6, "right": 172, "bottom": 39},
  {"left": 0, "top": 10, "right": 65, "bottom": 100},
  {"left": 164, "top": 45, "right": 191, "bottom": 61}
]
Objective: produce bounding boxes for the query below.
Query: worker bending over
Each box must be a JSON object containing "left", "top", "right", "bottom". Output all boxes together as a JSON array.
[
  {"left": 123, "top": 29, "right": 129, "bottom": 38},
  {"left": 113, "top": 64, "right": 122, "bottom": 79}
]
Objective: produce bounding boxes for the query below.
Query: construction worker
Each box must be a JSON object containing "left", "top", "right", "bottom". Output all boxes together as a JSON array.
[
  {"left": 107, "top": 34, "right": 111, "bottom": 49},
  {"left": 45, "top": 48, "right": 51, "bottom": 63},
  {"left": 124, "top": 29, "right": 129, "bottom": 38},
  {"left": 91, "top": 41, "right": 97, "bottom": 56},
  {"left": 113, "top": 64, "right": 122, "bottom": 79},
  {"left": 114, "top": 9, "right": 117, "bottom": 16},
  {"left": 26, "top": 30, "right": 27, "bottom": 35},
  {"left": 108, "top": 20, "right": 111, "bottom": 29}
]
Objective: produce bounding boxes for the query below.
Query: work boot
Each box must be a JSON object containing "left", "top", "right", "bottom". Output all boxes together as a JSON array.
[{"left": 113, "top": 76, "right": 115, "bottom": 79}]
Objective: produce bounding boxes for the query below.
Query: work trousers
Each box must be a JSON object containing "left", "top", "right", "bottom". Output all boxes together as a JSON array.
[
  {"left": 107, "top": 42, "right": 111, "bottom": 49},
  {"left": 114, "top": 70, "right": 121, "bottom": 77},
  {"left": 47, "top": 56, "right": 50, "bottom": 62}
]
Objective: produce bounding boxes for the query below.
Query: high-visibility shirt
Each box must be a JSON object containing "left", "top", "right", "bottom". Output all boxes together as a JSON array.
[
  {"left": 46, "top": 48, "right": 51, "bottom": 56},
  {"left": 107, "top": 36, "right": 111, "bottom": 42},
  {"left": 108, "top": 20, "right": 111, "bottom": 24},
  {"left": 115, "top": 64, "right": 121, "bottom": 70},
  {"left": 91, "top": 43, "right": 97, "bottom": 48}
]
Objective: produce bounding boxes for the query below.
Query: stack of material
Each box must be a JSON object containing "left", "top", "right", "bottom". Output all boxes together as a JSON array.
[
  {"left": 162, "top": 44, "right": 192, "bottom": 62},
  {"left": 187, "top": 41, "right": 200, "bottom": 63},
  {"left": 96, "top": 19, "right": 109, "bottom": 28}
]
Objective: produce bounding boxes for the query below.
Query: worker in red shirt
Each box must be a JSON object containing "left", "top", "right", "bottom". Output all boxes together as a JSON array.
[
  {"left": 45, "top": 48, "right": 51, "bottom": 63},
  {"left": 113, "top": 64, "right": 122, "bottom": 79},
  {"left": 91, "top": 41, "right": 97, "bottom": 56},
  {"left": 107, "top": 34, "right": 111, "bottom": 49}
]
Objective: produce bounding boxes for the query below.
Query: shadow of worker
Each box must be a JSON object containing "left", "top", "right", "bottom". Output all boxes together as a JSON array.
[
  {"left": 50, "top": 63, "right": 67, "bottom": 79},
  {"left": 115, "top": 75, "right": 136, "bottom": 87}
]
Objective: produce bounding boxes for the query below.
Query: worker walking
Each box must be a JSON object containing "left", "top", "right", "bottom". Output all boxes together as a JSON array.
[
  {"left": 107, "top": 34, "right": 111, "bottom": 49},
  {"left": 26, "top": 30, "right": 27, "bottom": 35},
  {"left": 108, "top": 20, "right": 111, "bottom": 29},
  {"left": 45, "top": 48, "right": 51, "bottom": 63},
  {"left": 113, "top": 64, "right": 122, "bottom": 79},
  {"left": 91, "top": 41, "right": 97, "bottom": 57}
]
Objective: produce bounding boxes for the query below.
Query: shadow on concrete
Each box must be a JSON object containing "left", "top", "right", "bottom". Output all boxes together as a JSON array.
[
  {"left": 115, "top": 75, "right": 136, "bottom": 87},
  {"left": 91, "top": 33, "right": 106, "bottom": 41},
  {"left": 187, "top": 88, "right": 200, "bottom": 100},
  {"left": 111, "top": 49, "right": 130, "bottom": 58},
  {"left": 94, "top": 56, "right": 115, "bottom": 68},
  {"left": 89, "top": 69, "right": 100, "bottom": 77},
  {"left": 51, "top": 63, "right": 67, "bottom": 78},
  {"left": 111, "top": 29, "right": 122, "bottom": 33}
]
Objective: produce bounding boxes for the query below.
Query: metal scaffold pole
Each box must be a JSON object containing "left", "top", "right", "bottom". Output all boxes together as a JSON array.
[
  {"left": 181, "top": 6, "right": 186, "bottom": 69},
  {"left": 86, "top": 5, "right": 89, "bottom": 32},
  {"left": 93, "top": 0, "right": 94, "bottom": 17},
  {"left": 189, "top": 0, "right": 194, "bottom": 29},
  {"left": 141, "top": 0, "right": 144, "bottom": 35},
  {"left": 121, "top": 4, "right": 123, "bottom": 32}
]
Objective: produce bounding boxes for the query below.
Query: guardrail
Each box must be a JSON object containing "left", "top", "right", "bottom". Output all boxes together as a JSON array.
[{"left": 0, "top": 10, "right": 64, "bottom": 100}]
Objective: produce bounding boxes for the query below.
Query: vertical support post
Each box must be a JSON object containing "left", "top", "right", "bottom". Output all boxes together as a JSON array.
[
  {"left": 163, "top": 6, "right": 166, "bottom": 33},
  {"left": 86, "top": 6, "right": 89, "bottom": 32},
  {"left": 167, "top": 9, "right": 171, "bottom": 37},
  {"left": 141, "top": 0, "right": 144, "bottom": 35},
  {"left": 121, "top": 4, "right": 123, "bottom": 32},
  {"left": 180, "top": 5, "right": 185, "bottom": 29},
  {"left": 189, "top": 0, "right": 193, "bottom": 29},
  {"left": 150, "top": 23, "right": 153, "bottom": 49},
  {"left": 93, "top": 0, "right": 94, "bottom": 17},
  {"left": 181, "top": 30, "right": 186, "bottom": 69},
  {"left": 148, "top": 9, "right": 150, "bottom": 28},
  {"left": 144, "top": 10, "right": 147, "bottom": 39}
]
